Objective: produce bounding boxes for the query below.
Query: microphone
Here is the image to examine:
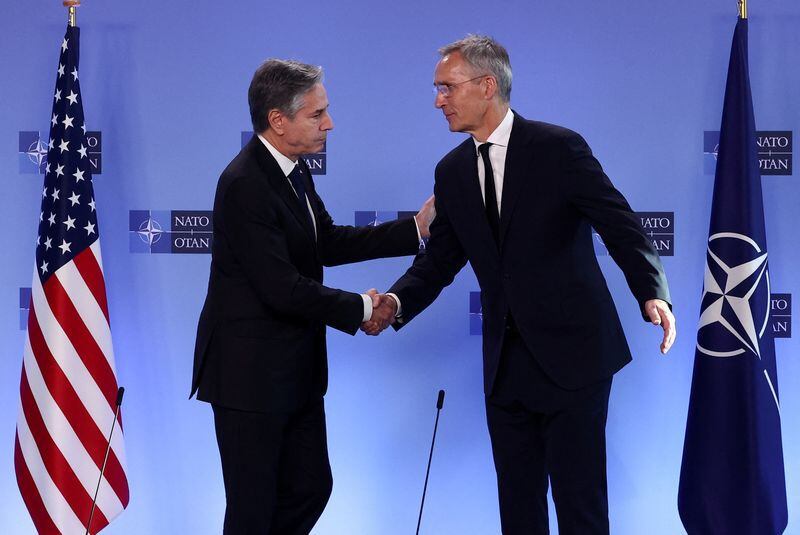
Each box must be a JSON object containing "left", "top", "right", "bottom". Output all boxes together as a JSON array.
[
  {"left": 85, "top": 387, "right": 125, "bottom": 535},
  {"left": 416, "top": 389, "right": 445, "bottom": 535}
]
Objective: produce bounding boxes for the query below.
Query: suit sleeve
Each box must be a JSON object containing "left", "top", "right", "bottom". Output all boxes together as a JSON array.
[
  {"left": 560, "top": 132, "right": 672, "bottom": 319},
  {"left": 310, "top": 185, "right": 420, "bottom": 267},
  {"left": 387, "top": 173, "right": 468, "bottom": 328},
  {"left": 222, "top": 176, "right": 364, "bottom": 334}
]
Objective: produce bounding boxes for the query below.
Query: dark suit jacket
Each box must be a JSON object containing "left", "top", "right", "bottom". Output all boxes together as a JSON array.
[
  {"left": 191, "top": 136, "right": 419, "bottom": 412},
  {"left": 389, "top": 113, "right": 671, "bottom": 392}
]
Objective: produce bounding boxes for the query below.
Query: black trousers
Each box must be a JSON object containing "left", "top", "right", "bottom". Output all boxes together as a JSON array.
[
  {"left": 212, "top": 398, "right": 333, "bottom": 535},
  {"left": 486, "top": 329, "right": 612, "bottom": 535}
]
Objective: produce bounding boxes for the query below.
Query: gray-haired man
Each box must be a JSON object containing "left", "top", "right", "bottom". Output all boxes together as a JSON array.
[
  {"left": 191, "top": 59, "right": 433, "bottom": 533},
  {"left": 366, "top": 35, "right": 675, "bottom": 534}
]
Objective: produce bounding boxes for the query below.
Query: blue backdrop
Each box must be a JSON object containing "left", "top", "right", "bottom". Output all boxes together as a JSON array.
[{"left": 2, "top": 1, "right": 798, "bottom": 533}]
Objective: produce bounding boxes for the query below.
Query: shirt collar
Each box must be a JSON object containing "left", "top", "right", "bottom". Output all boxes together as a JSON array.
[
  {"left": 473, "top": 107, "right": 514, "bottom": 154},
  {"left": 257, "top": 134, "right": 297, "bottom": 177}
]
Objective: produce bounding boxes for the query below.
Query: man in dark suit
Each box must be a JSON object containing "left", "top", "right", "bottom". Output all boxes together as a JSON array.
[
  {"left": 191, "top": 59, "right": 433, "bottom": 534},
  {"left": 365, "top": 36, "right": 676, "bottom": 534}
]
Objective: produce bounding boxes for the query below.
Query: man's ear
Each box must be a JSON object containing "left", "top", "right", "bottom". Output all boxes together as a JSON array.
[
  {"left": 483, "top": 76, "right": 498, "bottom": 100},
  {"left": 267, "top": 109, "right": 284, "bottom": 135}
]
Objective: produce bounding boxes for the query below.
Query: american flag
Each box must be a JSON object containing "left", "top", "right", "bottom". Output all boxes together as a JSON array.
[{"left": 15, "top": 25, "right": 129, "bottom": 534}]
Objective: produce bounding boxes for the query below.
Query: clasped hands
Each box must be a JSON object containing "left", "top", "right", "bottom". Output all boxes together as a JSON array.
[{"left": 361, "top": 289, "right": 397, "bottom": 336}]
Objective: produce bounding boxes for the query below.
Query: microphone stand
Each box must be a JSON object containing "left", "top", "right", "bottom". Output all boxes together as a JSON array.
[{"left": 416, "top": 389, "right": 445, "bottom": 535}]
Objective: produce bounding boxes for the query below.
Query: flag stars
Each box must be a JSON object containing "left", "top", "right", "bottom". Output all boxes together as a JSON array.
[
  {"left": 81, "top": 124, "right": 86, "bottom": 135},
  {"left": 62, "top": 115, "right": 74, "bottom": 129},
  {"left": 58, "top": 139, "right": 70, "bottom": 153},
  {"left": 46, "top": 163, "right": 51, "bottom": 174},
  {"left": 40, "top": 260, "right": 49, "bottom": 274},
  {"left": 42, "top": 187, "right": 48, "bottom": 198},
  {"left": 43, "top": 237, "right": 52, "bottom": 250},
  {"left": 51, "top": 113, "right": 59, "bottom": 127},
  {"left": 71, "top": 68, "right": 78, "bottom": 81},
  {"left": 63, "top": 215, "right": 76, "bottom": 230},
  {"left": 58, "top": 63, "right": 65, "bottom": 77},
  {"left": 88, "top": 198, "right": 96, "bottom": 212},
  {"left": 48, "top": 138, "right": 55, "bottom": 150},
  {"left": 66, "top": 91, "right": 78, "bottom": 106},
  {"left": 77, "top": 144, "right": 88, "bottom": 158},
  {"left": 54, "top": 89, "right": 62, "bottom": 102},
  {"left": 58, "top": 239, "right": 72, "bottom": 254},
  {"left": 61, "top": 38, "right": 68, "bottom": 52},
  {"left": 55, "top": 164, "right": 65, "bottom": 178},
  {"left": 73, "top": 169, "right": 85, "bottom": 182},
  {"left": 84, "top": 222, "right": 96, "bottom": 236},
  {"left": 68, "top": 192, "right": 81, "bottom": 206},
  {"left": 51, "top": 188, "right": 60, "bottom": 201},
  {"left": 48, "top": 213, "right": 56, "bottom": 226}
]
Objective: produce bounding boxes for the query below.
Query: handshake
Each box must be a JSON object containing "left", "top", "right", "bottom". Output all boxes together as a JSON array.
[{"left": 361, "top": 289, "right": 398, "bottom": 336}]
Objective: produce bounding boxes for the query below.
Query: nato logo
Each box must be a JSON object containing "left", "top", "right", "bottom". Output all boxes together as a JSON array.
[
  {"left": 241, "top": 132, "right": 326, "bottom": 175},
  {"left": 18, "top": 132, "right": 48, "bottom": 173},
  {"left": 19, "top": 130, "right": 103, "bottom": 174},
  {"left": 697, "top": 232, "right": 770, "bottom": 358},
  {"left": 594, "top": 212, "right": 674, "bottom": 257},
  {"left": 704, "top": 130, "right": 793, "bottom": 176},
  {"left": 19, "top": 287, "right": 31, "bottom": 330},
  {"left": 469, "top": 291, "right": 483, "bottom": 335},
  {"left": 129, "top": 210, "right": 212, "bottom": 254},
  {"left": 770, "top": 293, "right": 792, "bottom": 339}
]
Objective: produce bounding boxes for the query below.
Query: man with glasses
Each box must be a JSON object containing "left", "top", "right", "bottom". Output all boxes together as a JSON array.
[{"left": 365, "top": 35, "right": 675, "bottom": 534}]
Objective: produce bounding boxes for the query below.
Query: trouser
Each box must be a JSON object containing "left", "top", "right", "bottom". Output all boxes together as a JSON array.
[
  {"left": 212, "top": 398, "right": 332, "bottom": 534},
  {"left": 486, "top": 329, "right": 612, "bottom": 535}
]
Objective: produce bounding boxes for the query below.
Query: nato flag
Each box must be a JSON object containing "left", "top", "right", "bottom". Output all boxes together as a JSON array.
[{"left": 678, "top": 18, "right": 788, "bottom": 534}]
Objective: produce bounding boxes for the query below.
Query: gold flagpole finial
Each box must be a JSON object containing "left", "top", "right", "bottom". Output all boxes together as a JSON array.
[
  {"left": 739, "top": 0, "right": 747, "bottom": 19},
  {"left": 63, "top": 0, "right": 80, "bottom": 27}
]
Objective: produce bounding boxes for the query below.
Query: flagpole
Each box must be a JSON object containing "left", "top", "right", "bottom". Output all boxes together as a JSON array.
[
  {"left": 64, "top": 0, "right": 80, "bottom": 27},
  {"left": 739, "top": 0, "right": 747, "bottom": 19}
]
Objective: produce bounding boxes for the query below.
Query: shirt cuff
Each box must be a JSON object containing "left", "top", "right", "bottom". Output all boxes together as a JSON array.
[
  {"left": 386, "top": 293, "right": 402, "bottom": 317},
  {"left": 360, "top": 294, "right": 374, "bottom": 322},
  {"left": 412, "top": 216, "right": 423, "bottom": 243}
]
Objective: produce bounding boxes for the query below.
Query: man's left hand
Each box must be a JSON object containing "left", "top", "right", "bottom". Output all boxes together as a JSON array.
[{"left": 645, "top": 299, "right": 676, "bottom": 354}]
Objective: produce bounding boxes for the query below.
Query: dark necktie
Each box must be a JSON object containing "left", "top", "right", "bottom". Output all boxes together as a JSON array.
[
  {"left": 287, "top": 164, "right": 314, "bottom": 232},
  {"left": 478, "top": 143, "right": 500, "bottom": 245}
]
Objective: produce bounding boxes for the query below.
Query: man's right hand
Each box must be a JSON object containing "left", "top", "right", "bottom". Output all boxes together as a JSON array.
[{"left": 361, "top": 290, "right": 398, "bottom": 336}]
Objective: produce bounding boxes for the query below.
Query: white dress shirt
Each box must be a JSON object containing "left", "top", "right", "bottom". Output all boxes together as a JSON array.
[
  {"left": 257, "top": 134, "right": 375, "bottom": 321},
  {"left": 474, "top": 107, "right": 514, "bottom": 215}
]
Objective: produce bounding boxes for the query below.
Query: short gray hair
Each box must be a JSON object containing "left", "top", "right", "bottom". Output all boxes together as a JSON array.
[
  {"left": 248, "top": 59, "right": 323, "bottom": 132},
  {"left": 438, "top": 35, "right": 512, "bottom": 102}
]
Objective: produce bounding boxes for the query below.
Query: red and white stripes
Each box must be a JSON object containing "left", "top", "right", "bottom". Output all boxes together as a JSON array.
[{"left": 16, "top": 240, "right": 129, "bottom": 534}]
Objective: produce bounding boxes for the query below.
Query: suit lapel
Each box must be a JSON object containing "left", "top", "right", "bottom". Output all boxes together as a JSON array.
[
  {"left": 498, "top": 113, "right": 531, "bottom": 246},
  {"left": 297, "top": 158, "right": 318, "bottom": 239},
  {"left": 249, "top": 137, "right": 317, "bottom": 244}
]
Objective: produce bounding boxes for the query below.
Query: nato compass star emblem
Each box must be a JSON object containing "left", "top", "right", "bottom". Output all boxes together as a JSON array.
[
  {"left": 26, "top": 138, "right": 49, "bottom": 169},
  {"left": 137, "top": 217, "right": 164, "bottom": 246},
  {"left": 697, "top": 232, "right": 770, "bottom": 358}
]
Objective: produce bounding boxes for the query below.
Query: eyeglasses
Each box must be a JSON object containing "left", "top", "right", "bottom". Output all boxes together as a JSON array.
[{"left": 432, "top": 75, "right": 489, "bottom": 97}]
